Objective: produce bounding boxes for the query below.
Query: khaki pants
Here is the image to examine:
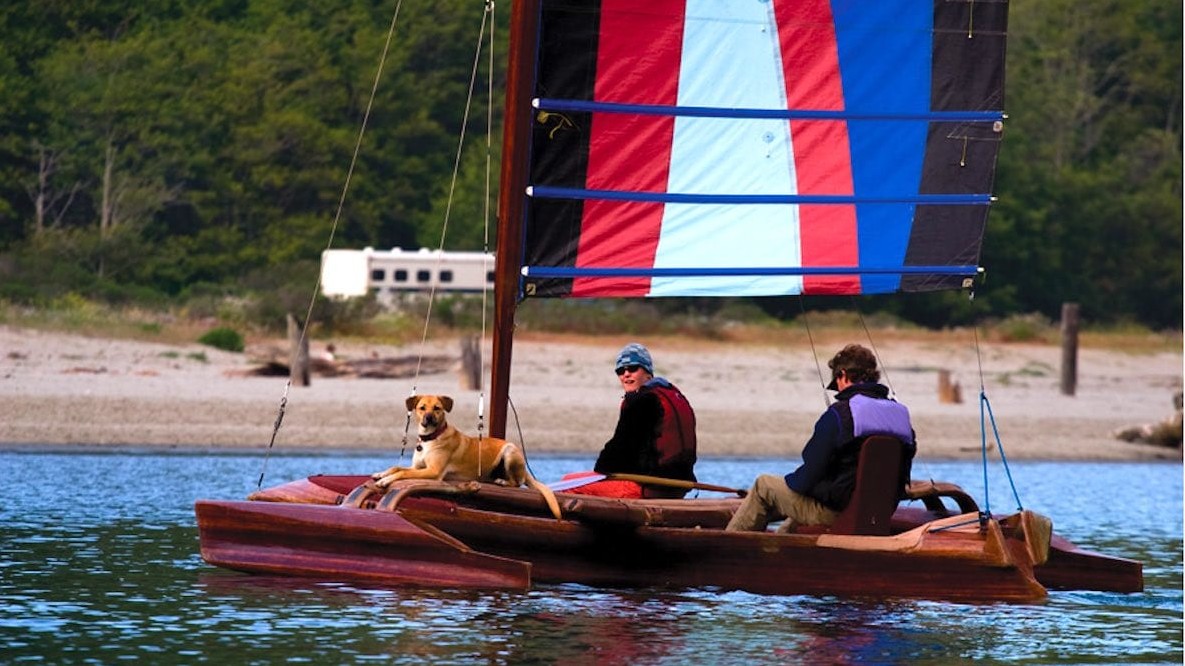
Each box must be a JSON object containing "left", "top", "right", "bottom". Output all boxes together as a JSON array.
[{"left": 725, "top": 474, "right": 838, "bottom": 532}]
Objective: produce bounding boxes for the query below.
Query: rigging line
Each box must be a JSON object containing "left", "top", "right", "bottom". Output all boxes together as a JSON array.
[
  {"left": 983, "top": 391, "right": 1024, "bottom": 511},
  {"left": 507, "top": 393, "right": 541, "bottom": 481},
  {"left": 851, "top": 298, "right": 895, "bottom": 398},
  {"left": 971, "top": 324, "right": 992, "bottom": 518},
  {"left": 796, "top": 297, "right": 831, "bottom": 411},
  {"left": 257, "top": 0, "right": 406, "bottom": 489},
  {"left": 477, "top": 0, "right": 496, "bottom": 460},
  {"left": 850, "top": 297, "right": 947, "bottom": 486},
  {"left": 927, "top": 516, "right": 984, "bottom": 533},
  {"left": 415, "top": 2, "right": 491, "bottom": 388},
  {"left": 972, "top": 324, "right": 988, "bottom": 395},
  {"left": 971, "top": 324, "right": 1025, "bottom": 513},
  {"left": 397, "top": 395, "right": 413, "bottom": 464},
  {"left": 979, "top": 371, "right": 991, "bottom": 519},
  {"left": 846, "top": 297, "right": 943, "bottom": 487},
  {"left": 411, "top": 2, "right": 493, "bottom": 474}
]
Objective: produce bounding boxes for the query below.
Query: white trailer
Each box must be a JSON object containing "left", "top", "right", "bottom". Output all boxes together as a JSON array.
[{"left": 320, "top": 248, "right": 495, "bottom": 302}]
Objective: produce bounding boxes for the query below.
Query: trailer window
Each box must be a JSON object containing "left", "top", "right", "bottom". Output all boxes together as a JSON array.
[
  {"left": 371, "top": 269, "right": 385, "bottom": 282},
  {"left": 440, "top": 270, "right": 454, "bottom": 283},
  {"left": 394, "top": 270, "right": 408, "bottom": 282},
  {"left": 416, "top": 270, "right": 431, "bottom": 282}
]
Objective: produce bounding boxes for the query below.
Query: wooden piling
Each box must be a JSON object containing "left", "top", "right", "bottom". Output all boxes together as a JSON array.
[
  {"left": 938, "top": 370, "right": 962, "bottom": 404},
  {"left": 287, "top": 313, "right": 310, "bottom": 387},
  {"left": 460, "top": 335, "right": 482, "bottom": 391},
  {"left": 1059, "top": 303, "right": 1079, "bottom": 396}
]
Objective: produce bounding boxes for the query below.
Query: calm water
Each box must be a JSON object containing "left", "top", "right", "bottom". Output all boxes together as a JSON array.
[{"left": 1, "top": 449, "right": 1180, "bottom": 665}]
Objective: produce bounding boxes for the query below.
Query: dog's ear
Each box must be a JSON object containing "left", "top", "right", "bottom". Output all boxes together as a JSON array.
[
  {"left": 405, "top": 395, "right": 420, "bottom": 412},
  {"left": 441, "top": 396, "right": 454, "bottom": 412}
]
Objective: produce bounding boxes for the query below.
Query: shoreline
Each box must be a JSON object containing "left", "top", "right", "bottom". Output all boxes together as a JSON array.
[
  {"left": 2, "top": 441, "right": 1181, "bottom": 465},
  {"left": 2, "top": 325, "right": 1181, "bottom": 462}
]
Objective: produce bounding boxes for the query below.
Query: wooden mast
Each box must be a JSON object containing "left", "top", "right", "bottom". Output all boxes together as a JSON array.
[{"left": 490, "top": 0, "right": 540, "bottom": 439}]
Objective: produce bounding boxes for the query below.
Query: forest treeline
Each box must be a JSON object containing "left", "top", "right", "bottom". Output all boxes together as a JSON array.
[{"left": 0, "top": 1, "right": 1180, "bottom": 329}]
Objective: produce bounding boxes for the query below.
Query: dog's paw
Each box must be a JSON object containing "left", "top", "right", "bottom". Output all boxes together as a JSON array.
[
  {"left": 372, "top": 468, "right": 402, "bottom": 487},
  {"left": 373, "top": 470, "right": 412, "bottom": 488}
]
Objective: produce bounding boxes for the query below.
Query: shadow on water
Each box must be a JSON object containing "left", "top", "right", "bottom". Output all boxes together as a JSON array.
[{"left": 0, "top": 450, "right": 1181, "bottom": 664}]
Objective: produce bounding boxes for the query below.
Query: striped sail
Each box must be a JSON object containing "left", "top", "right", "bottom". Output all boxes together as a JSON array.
[{"left": 519, "top": 0, "right": 1008, "bottom": 298}]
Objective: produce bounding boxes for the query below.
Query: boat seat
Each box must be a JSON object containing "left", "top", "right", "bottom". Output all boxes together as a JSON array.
[{"left": 798, "top": 435, "right": 905, "bottom": 537}]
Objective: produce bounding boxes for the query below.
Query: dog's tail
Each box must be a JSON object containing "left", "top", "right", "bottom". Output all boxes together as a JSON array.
[{"left": 525, "top": 473, "right": 563, "bottom": 520}]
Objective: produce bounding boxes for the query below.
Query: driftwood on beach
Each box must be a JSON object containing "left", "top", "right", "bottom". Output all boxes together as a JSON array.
[
  {"left": 1112, "top": 390, "right": 1184, "bottom": 449},
  {"left": 240, "top": 344, "right": 456, "bottom": 380}
]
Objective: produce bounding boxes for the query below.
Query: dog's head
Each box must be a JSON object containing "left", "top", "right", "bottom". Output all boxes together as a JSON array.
[{"left": 405, "top": 394, "right": 454, "bottom": 435}]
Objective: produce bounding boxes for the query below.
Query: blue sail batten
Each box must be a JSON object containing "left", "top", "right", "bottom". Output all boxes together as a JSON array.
[
  {"left": 523, "top": 266, "right": 978, "bottom": 278},
  {"left": 528, "top": 186, "right": 991, "bottom": 206},
  {"left": 534, "top": 98, "right": 1003, "bottom": 123}
]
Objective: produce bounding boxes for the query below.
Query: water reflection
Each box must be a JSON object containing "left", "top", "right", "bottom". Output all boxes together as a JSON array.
[{"left": 0, "top": 450, "right": 1181, "bottom": 664}]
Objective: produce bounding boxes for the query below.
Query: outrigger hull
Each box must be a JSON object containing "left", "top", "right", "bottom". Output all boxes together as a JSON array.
[
  {"left": 194, "top": 476, "right": 1142, "bottom": 602},
  {"left": 196, "top": 499, "right": 531, "bottom": 591}
]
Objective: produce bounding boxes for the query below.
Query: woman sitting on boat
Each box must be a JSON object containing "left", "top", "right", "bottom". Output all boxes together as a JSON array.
[
  {"left": 726, "top": 344, "right": 917, "bottom": 532},
  {"left": 563, "top": 342, "right": 698, "bottom": 499}
]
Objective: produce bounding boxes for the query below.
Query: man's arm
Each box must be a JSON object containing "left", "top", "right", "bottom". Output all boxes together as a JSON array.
[{"left": 784, "top": 408, "right": 840, "bottom": 494}]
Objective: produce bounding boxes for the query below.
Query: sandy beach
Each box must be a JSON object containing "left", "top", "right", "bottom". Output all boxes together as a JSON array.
[{"left": 1, "top": 325, "right": 1180, "bottom": 462}]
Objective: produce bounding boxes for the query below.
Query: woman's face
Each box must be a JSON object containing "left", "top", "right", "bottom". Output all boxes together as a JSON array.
[{"left": 616, "top": 364, "right": 652, "bottom": 393}]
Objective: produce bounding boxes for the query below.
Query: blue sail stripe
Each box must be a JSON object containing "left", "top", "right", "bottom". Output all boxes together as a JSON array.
[
  {"left": 529, "top": 186, "right": 990, "bottom": 205},
  {"left": 534, "top": 98, "right": 1002, "bottom": 123},
  {"left": 833, "top": 3, "right": 932, "bottom": 293}
]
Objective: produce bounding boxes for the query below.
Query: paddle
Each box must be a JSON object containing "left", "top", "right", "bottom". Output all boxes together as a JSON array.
[
  {"left": 549, "top": 472, "right": 747, "bottom": 497},
  {"left": 547, "top": 473, "right": 610, "bottom": 492}
]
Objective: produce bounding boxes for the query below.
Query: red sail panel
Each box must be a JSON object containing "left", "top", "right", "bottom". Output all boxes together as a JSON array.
[
  {"left": 571, "top": 2, "right": 686, "bottom": 297},
  {"left": 775, "top": 0, "right": 859, "bottom": 294}
]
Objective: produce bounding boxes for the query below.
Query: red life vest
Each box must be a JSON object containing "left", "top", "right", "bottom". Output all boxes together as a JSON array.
[{"left": 644, "top": 383, "right": 697, "bottom": 481}]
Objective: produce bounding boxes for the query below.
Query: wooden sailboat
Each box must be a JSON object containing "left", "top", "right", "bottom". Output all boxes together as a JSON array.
[{"left": 196, "top": 0, "right": 1143, "bottom": 602}]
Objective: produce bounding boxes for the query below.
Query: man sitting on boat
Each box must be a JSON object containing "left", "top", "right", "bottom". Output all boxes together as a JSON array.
[
  {"left": 726, "top": 344, "right": 916, "bottom": 532},
  {"left": 562, "top": 342, "right": 698, "bottom": 499}
]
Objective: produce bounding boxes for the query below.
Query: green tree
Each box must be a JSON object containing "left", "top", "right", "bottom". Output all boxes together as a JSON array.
[
  {"left": 987, "top": 0, "right": 1182, "bottom": 328},
  {"left": 0, "top": 0, "right": 1176, "bottom": 330}
]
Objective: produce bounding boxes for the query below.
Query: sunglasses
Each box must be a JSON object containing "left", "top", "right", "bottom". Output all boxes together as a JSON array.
[{"left": 615, "top": 364, "right": 644, "bottom": 376}]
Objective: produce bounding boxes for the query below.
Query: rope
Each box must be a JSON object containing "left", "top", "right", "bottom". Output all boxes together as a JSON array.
[
  {"left": 972, "top": 325, "right": 1026, "bottom": 517},
  {"left": 796, "top": 297, "right": 831, "bottom": 410},
  {"left": 257, "top": 0, "right": 406, "bottom": 489},
  {"left": 256, "top": 382, "right": 290, "bottom": 488},
  {"left": 476, "top": 0, "right": 496, "bottom": 476},
  {"left": 928, "top": 515, "right": 984, "bottom": 533},
  {"left": 851, "top": 298, "right": 896, "bottom": 398},
  {"left": 507, "top": 393, "right": 544, "bottom": 482},
  {"left": 392, "top": 2, "right": 498, "bottom": 477},
  {"left": 398, "top": 387, "right": 415, "bottom": 462}
]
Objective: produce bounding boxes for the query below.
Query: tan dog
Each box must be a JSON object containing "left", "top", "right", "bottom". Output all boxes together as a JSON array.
[{"left": 372, "top": 394, "right": 562, "bottom": 520}]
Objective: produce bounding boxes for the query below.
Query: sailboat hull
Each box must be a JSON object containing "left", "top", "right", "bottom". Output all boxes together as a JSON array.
[{"left": 194, "top": 477, "right": 1141, "bottom": 602}]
